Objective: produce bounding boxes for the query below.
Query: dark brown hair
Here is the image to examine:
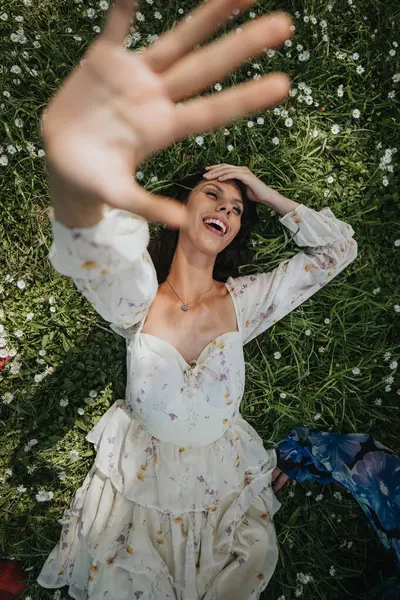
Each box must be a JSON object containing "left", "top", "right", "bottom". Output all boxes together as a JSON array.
[{"left": 147, "top": 161, "right": 259, "bottom": 284}]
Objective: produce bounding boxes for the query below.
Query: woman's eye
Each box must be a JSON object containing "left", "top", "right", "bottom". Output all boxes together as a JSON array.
[{"left": 206, "top": 191, "right": 242, "bottom": 215}]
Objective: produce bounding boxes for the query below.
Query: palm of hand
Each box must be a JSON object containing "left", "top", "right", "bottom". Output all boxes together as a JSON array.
[{"left": 42, "top": 42, "right": 176, "bottom": 199}]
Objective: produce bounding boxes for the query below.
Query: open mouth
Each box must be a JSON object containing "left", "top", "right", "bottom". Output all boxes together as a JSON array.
[{"left": 202, "top": 218, "right": 226, "bottom": 237}]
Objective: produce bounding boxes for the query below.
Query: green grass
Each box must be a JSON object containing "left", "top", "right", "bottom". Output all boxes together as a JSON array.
[{"left": 0, "top": 0, "right": 399, "bottom": 598}]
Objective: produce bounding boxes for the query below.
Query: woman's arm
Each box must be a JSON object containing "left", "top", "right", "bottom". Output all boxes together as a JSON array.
[
  {"left": 228, "top": 203, "right": 358, "bottom": 346},
  {"left": 48, "top": 205, "right": 159, "bottom": 338}
]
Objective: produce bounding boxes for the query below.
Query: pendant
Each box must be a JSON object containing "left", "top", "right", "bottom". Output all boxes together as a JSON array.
[{"left": 181, "top": 304, "right": 189, "bottom": 311}]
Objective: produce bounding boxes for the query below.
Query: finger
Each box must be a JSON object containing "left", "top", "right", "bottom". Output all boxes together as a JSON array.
[
  {"left": 207, "top": 172, "right": 241, "bottom": 182},
  {"left": 142, "top": 0, "right": 255, "bottom": 73},
  {"left": 104, "top": 175, "right": 190, "bottom": 231},
  {"left": 271, "top": 467, "right": 281, "bottom": 483},
  {"left": 218, "top": 173, "right": 239, "bottom": 180},
  {"left": 205, "top": 164, "right": 244, "bottom": 170},
  {"left": 172, "top": 72, "right": 290, "bottom": 141},
  {"left": 102, "top": 0, "right": 137, "bottom": 46},
  {"left": 272, "top": 473, "right": 283, "bottom": 491},
  {"left": 204, "top": 168, "right": 239, "bottom": 179},
  {"left": 272, "top": 470, "right": 284, "bottom": 487},
  {"left": 273, "top": 473, "right": 290, "bottom": 492},
  {"left": 163, "top": 12, "right": 293, "bottom": 102},
  {"left": 204, "top": 166, "right": 238, "bottom": 175}
]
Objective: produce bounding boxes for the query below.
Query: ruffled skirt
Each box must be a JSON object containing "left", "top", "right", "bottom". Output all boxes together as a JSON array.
[{"left": 37, "top": 400, "right": 281, "bottom": 600}]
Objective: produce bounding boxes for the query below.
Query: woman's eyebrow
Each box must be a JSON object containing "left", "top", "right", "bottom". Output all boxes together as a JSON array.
[{"left": 204, "top": 183, "right": 243, "bottom": 206}]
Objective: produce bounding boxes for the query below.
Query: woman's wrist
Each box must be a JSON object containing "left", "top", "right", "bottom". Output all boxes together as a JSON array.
[
  {"left": 46, "top": 161, "right": 106, "bottom": 228},
  {"left": 259, "top": 187, "right": 300, "bottom": 216}
]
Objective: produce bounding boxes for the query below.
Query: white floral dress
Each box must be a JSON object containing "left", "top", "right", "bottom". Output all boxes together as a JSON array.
[{"left": 37, "top": 203, "right": 357, "bottom": 599}]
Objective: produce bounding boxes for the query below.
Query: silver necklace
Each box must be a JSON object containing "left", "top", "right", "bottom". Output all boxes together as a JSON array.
[{"left": 165, "top": 277, "right": 215, "bottom": 311}]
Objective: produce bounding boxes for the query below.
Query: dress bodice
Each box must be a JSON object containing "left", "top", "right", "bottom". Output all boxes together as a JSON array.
[{"left": 123, "top": 284, "right": 245, "bottom": 447}]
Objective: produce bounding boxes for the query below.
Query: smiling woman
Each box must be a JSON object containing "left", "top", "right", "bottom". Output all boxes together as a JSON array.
[
  {"left": 147, "top": 161, "right": 259, "bottom": 285},
  {"left": 38, "top": 179, "right": 358, "bottom": 600},
  {"left": 201, "top": 182, "right": 242, "bottom": 235},
  {"left": 27, "top": 0, "right": 384, "bottom": 595},
  {"left": 148, "top": 161, "right": 258, "bottom": 283}
]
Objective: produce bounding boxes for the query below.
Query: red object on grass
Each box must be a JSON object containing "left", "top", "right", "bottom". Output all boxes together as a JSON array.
[
  {"left": 0, "top": 561, "right": 28, "bottom": 600},
  {"left": 0, "top": 355, "right": 10, "bottom": 372}
]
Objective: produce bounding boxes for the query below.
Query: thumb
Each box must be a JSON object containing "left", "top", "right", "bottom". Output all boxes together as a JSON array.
[{"left": 105, "top": 176, "right": 190, "bottom": 231}]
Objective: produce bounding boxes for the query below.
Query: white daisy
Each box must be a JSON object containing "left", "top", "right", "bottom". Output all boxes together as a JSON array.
[
  {"left": 69, "top": 450, "right": 80, "bottom": 461},
  {"left": 2, "top": 392, "right": 14, "bottom": 404},
  {"left": 36, "top": 490, "right": 54, "bottom": 502}
]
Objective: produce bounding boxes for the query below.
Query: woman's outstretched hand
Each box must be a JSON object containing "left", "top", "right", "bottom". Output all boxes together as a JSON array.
[{"left": 41, "top": 0, "right": 293, "bottom": 230}]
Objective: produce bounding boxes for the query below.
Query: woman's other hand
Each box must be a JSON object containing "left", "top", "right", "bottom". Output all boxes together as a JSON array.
[{"left": 272, "top": 467, "right": 297, "bottom": 493}]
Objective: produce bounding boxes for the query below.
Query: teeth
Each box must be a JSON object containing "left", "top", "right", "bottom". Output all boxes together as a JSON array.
[{"left": 203, "top": 217, "right": 227, "bottom": 234}]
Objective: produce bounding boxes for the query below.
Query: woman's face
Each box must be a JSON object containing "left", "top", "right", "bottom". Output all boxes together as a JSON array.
[{"left": 179, "top": 177, "right": 243, "bottom": 257}]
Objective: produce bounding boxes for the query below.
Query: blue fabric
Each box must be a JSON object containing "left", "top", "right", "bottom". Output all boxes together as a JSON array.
[{"left": 276, "top": 428, "right": 400, "bottom": 569}]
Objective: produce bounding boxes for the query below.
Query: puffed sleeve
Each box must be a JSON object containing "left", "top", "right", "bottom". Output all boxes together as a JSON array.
[
  {"left": 227, "top": 203, "right": 358, "bottom": 346},
  {"left": 47, "top": 207, "right": 158, "bottom": 339}
]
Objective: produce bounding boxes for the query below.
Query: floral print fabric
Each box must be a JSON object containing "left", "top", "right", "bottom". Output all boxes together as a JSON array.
[
  {"left": 37, "top": 203, "right": 357, "bottom": 599},
  {"left": 277, "top": 428, "right": 400, "bottom": 566}
]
